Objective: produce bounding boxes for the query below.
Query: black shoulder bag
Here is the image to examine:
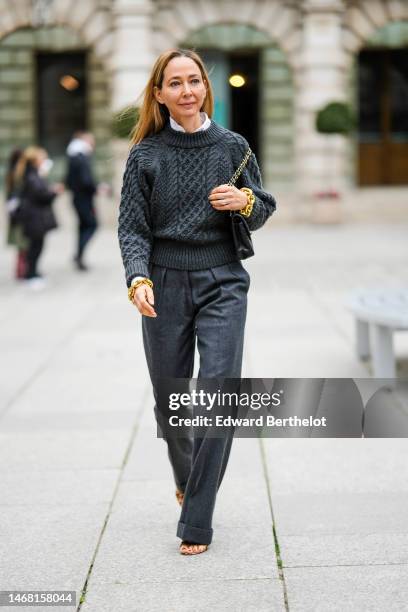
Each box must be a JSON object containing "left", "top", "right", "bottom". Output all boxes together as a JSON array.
[{"left": 227, "top": 147, "right": 255, "bottom": 260}]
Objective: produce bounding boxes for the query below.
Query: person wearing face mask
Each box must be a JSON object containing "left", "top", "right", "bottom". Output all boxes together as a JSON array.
[
  {"left": 65, "top": 131, "right": 98, "bottom": 271},
  {"left": 118, "top": 48, "right": 277, "bottom": 556},
  {"left": 14, "top": 146, "right": 64, "bottom": 288}
]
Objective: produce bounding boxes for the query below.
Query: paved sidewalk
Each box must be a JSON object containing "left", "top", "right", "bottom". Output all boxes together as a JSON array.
[{"left": 1, "top": 217, "right": 408, "bottom": 611}]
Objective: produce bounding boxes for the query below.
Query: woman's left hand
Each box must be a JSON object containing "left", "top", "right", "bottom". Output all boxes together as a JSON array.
[{"left": 208, "top": 184, "right": 248, "bottom": 212}]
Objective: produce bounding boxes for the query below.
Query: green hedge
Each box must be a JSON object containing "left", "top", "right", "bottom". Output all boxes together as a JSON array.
[{"left": 315, "top": 102, "right": 355, "bottom": 135}]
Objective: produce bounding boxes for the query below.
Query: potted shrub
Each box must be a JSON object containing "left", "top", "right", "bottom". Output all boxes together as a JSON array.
[{"left": 313, "top": 101, "right": 355, "bottom": 223}]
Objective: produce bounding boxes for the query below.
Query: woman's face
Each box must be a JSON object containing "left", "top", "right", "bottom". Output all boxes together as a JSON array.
[
  {"left": 154, "top": 57, "right": 207, "bottom": 122},
  {"left": 34, "top": 150, "right": 47, "bottom": 169}
]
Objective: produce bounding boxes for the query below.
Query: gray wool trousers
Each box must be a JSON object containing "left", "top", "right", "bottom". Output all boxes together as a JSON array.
[{"left": 142, "top": 260, "right": 250, "bottom": 545}]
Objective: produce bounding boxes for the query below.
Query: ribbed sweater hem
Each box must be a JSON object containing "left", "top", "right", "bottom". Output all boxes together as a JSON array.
[{"left": 150, "top": 238, "right": 238, "bottom": 270}]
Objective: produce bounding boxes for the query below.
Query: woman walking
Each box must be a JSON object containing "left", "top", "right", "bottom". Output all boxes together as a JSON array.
[
  {"left": 118, "top": 48, "right": 276, "bottom": 555},
  {"left": 14, "top": 147, "right": 62, "bottom": 288}
]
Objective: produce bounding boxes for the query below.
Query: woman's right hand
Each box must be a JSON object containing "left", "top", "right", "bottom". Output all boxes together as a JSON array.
[
  {"left": 51, "top": 182, "right": 65, "bottom": 194},
  {"left": 132, "top": 283, "right": 157, "bottom": 317}
]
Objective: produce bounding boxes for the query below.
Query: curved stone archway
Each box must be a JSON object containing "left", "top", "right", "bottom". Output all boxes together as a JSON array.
[
  {"left": 152, "top": 0, "right": 301, "bottom": 70},
  {"left": 342, "top": 0, "right": 408, "bottom": 187},
  {"left": 343, "top": 0, "right": 408, "bottom": 60},
  {"left": 0, "top": 0, "right": 114, "bottom": 65},
  {"left": 0, "top": 23, "right": 112, "bottom": 185},
  {"left": 178, "top": 22, "right": 295, "bottom": 191},
  {"left": 150, "top": 1, "right": 301, "bottom": 192},
  {"left": 346, "top": 14, "right": 408, "bottom": 187}
]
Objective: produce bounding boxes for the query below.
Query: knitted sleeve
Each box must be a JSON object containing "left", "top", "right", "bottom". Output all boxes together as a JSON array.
[
  {"left": 118, "top": 146, "right": 153, "bottom": 286},
  {"left": 233, "top": 137, "right": 277, "bottom": 231}
]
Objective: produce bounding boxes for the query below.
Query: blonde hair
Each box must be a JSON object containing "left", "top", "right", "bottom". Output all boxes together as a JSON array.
[
  {"left": 130, "top": 48, "right": 214, "bottom": 146},
  {"left": 14, "top": 146, "right": 47, "bottom": 184}
]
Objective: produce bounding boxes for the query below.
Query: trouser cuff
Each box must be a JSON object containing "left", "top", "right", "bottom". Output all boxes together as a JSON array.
[{"left": 177, "top": 521, "right": 213, "bottom": 545}]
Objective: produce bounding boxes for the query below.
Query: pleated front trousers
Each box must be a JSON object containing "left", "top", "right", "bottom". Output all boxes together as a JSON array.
[{"left": 142, "top": 260, "right": 250, "bottom": 545}]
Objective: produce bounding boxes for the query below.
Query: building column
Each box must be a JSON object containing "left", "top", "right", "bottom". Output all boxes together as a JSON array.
[
  {"left": 110, "top": 0, "right": 154, "bottom": 203},
  {"left": 294, "top": 0, "right": 348, "bottom": 196},
  {"left": 111, "top": 0, "right": 154, "bottom": 112}
]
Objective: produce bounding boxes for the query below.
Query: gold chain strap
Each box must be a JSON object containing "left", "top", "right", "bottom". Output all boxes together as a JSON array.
[{"left": 227, "top": 147, "right": 252, "bottom": 187}]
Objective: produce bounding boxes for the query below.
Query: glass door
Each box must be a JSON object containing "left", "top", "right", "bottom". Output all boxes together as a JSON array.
[
  {"left": 36, "top": 52, "right": 87, "bottom": 157},
  {"left": 358, "top": 48, "right": 408, "bottom": 185}
]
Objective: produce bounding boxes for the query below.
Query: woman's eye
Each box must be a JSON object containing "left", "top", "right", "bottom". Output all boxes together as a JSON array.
[
  {"left": 170, "top": 82, "right": 179, "bottom": 87},
  {"left": 192, "top": 79, "right": 200, "bottom": 84}
]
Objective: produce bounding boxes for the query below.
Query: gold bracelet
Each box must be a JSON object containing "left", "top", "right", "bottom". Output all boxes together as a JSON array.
[
  {"left": 239, "top": 187, "right": 255, "bottom": 217},
  {"left": 128, "top": 278, "right": 153, "bottom": 303}
]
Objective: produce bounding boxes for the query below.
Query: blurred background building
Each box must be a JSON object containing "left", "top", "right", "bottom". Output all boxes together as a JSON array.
[{"left": 0, "top": 0, "right": 407, "bottom": 218}]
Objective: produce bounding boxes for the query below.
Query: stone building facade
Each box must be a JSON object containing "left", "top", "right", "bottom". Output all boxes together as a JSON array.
[{"left": 0, "top": 0, "right": 407, "bottom": 202}]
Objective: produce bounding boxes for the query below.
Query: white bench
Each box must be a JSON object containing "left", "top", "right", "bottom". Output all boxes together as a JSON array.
[{"left": 346, "top": 288, "right": 408, "bottom": 378}]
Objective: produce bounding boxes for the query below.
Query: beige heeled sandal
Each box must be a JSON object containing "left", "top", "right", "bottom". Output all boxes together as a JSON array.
[
  {"left": 175, "top": 488, "right": 184, "bottom": 506},
  {"left": 179, "top": 541, "right": 209, "bottom": 555}
]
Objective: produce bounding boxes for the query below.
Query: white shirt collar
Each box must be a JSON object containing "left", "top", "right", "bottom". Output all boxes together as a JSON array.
[{"left": 169, "top": 111, "right": 211, "bottom": 132}]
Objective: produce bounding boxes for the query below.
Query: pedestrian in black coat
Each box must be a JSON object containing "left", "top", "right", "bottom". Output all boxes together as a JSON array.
[
  {"left": 14, "top": 147, "right": 63, "bottom": 288},
  {"left": 65, "top": 131, "right": 98, "bottom": 271}
]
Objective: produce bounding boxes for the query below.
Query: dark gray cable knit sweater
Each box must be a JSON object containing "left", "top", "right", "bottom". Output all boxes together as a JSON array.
[{"left": 118, "top": 118, "right": 276, "bottom": 287}]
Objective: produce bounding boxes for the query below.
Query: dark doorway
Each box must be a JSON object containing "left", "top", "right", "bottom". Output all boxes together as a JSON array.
[
  {"left": 229, "top": 51, "right": 260, "bottom": 159},
  {"left": 36, "top": 52, "right": 87, "bottom": 157},
  {"left": 199, "top": 48, "right": 260, "bottom": 161},
  {"left": 358, "top": 48, "right": 408, "bottom": 185}
]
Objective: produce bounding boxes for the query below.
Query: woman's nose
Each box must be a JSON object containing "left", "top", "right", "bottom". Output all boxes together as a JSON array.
[{"left": 182, "top": 82, "right": 192, "bottom": 95}]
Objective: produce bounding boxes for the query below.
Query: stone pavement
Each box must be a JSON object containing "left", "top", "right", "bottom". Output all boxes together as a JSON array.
[{"left": 1, "top": 212, "right": 408, "bottom": 611}]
